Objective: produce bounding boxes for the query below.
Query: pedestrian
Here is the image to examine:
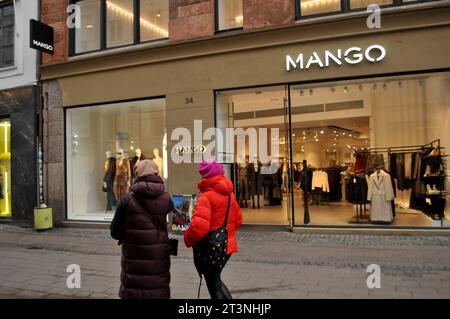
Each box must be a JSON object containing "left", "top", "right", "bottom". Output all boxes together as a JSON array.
[
  {"left": 184, "top": 160, "right": 242, "bottom": 299},
  {"left": 110, "top": 159, "right": 172, "bottom": 299}
]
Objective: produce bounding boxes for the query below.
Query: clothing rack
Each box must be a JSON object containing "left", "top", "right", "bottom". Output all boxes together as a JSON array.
[{"left": 358, "top": 139, "right": 441, "bottom": 155}]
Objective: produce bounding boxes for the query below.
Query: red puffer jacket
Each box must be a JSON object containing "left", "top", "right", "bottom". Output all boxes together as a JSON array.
[{"left": 184, "top": 175, "right": 242, "bottom": 254}]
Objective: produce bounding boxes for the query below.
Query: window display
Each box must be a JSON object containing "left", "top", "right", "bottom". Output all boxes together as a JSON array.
[
  {"left": 216, "top": 72, "right": 449, "bottom": 228},
  {"left": 66, "top": 98, "right": 167, "bottom": 221},
  {"left": 0, "top": 120, "right": 11, "bottom": 217}
]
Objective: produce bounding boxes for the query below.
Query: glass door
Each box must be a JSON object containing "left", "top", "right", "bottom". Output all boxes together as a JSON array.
[{"left": 216, "top": 85, "right": 292, "bottom": 225}]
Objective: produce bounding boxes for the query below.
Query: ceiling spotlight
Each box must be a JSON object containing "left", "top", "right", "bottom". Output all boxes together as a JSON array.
[
  {"left": 303, "top": 131, "right": 306, "bottom": 135},
  {"left": 383, "top": 82, "right": 387, "bottom": 89},
  {"left": 303, "top": 136, "right": 306, "bottom": 140},
  {"left": 398, "top": 81, "right": 403, "bottom": 88},
  {"left": 343, "top": 132, "right": 346, "bottom": 136},
  {"left": 373, "top": 83, "right": 377, "bottom": 90},
  {"left": 344, "top": 87, "right": 348, "bottom": 94},
  {"left": 320, "top": 130, "right": 324, "bottom": 134},
  {"left": 349, "top": 134, "right": 352, "bottom": 137},
  {"left": 358, "top": 84, "right": 363, "bottom": 91},
  {"left": 300, "top": 90, "right": 304, "bottom": 96},
  {"left": 309, "top": 89, "right": 314, "bottom": 96},
  {"left": 331, "top": 87, "right": 336, "bottom": 93},
  {"left": 333, "top": 143, "right": 336, "bottom": 146}
]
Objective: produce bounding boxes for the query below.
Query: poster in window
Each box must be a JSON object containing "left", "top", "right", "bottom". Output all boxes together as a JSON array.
[{"left": 171, "top": 194, "right": 196, "bottom": 232}]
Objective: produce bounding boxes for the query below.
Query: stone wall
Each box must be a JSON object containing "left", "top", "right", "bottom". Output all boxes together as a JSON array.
[
  {"left": 42, "top": 81, "right": 65, "bottom": 225},
  {"left": 41, "top": 0, "right": 68, "bottom": 64},
  {"left": 169, "top": 0, "right": 215, "bottom": 42},
  {"left": 243, "top": 0, "right": 295, "bottom": 30}
]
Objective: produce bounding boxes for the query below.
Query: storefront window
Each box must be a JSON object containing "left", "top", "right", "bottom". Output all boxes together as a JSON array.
[
  {"left": 217, "top": 0, "right": 243, "bottom": 31},
  {"left": 0, "top": 120, "right": 11, "bottom": 218},
  {"left": 140, "top": 0, "right": 169, "bottom": 41},
  {"left": 0, "top": 1, "right": 14, "bottom": 68},
  {"left": 75, "top": 0, "right": 101, "bottom": 53},
  {"left": 216, "top": 72, "right": 449, "bottom": 228},
  {"left": 66, "top": 98, "right": 167, "bottom": 221},
  {"left": 291, "top": 73, "right": 449, "bottom": 227},
  {"left": 106, "top": 0, "right": 134, "bottom": 48},
  {"left": 350, "top": 0, "right": 393, "bottom": 9},
  {"left": 299, "top": 0, "right": 341, "bottom": 17}
]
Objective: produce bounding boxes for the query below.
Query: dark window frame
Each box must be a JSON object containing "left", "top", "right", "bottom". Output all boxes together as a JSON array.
[
  {"left": 215, "top": 0, "right": 244, "bottom": 34},
  {"left": 69, "top": 0, "right": 169, "bottom": 57},
  {"left": 295, "top": 0, "right": 439, "bottom": 20},
  {"left": 0, "top": 0, "right": 15, "bottom": 68}
]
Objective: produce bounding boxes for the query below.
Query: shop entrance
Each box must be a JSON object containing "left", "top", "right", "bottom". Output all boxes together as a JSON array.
[{"left": 216, "top": 72, "right": 449, "bottom": 228}]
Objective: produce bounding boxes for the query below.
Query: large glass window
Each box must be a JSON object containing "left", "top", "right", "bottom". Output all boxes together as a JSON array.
[
  {"left": 75, "top": 0, "right": 101, "bottom": 54},
  {"left": 217, "top": 0, "right": 243, "bottom": 31},
  {"left": 107, "top": 0, "right": 134, "bottom": 48},
  {"left": 140, "top": 0, "right": 169, "bottom": 42},
  {"left": 215, "top": 72, "right": 450, "bottom": 228},
  {"left": 297, "top": 0, "right": 440, "bottom": 19},
  {"left": 73, "top": 0, "right": 169, "bottom": 55},
  {"left": 0, "top": 2, "right": 14, "bottom": 68},
  {"left": 66, "top": 98, "right": 167, "bottom": 221},
  {"left": 0, "top": 120, "right": 11, "bottom": 218}
]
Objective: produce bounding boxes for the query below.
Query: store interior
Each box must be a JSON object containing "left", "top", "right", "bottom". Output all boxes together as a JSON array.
[
  {"left": 66, "top": 98, "right": 167, "bottom": 221},
  {"left": 217, "top": 73, "right": 449, "bottom": 227}
]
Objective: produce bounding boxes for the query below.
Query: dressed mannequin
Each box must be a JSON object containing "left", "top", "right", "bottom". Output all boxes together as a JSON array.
[
  {"left": 103, "top": 151, "right": 116, "bottom": 212},
  {"left": 114, "top": 149, "right": 131, "bottom": 202},
  {"left": 152, "top": 148, "right": 164, "bottom": 177},
  {"left": 130, "top": 148, "right": 145, "bottom": 178},
  {"left": 248, "top": 158, "right": 262, "bottom": 209}
]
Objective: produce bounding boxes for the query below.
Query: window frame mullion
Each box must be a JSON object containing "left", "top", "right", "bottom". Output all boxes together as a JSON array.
[{"left": 100, "top": 0, "right": 107, "bottom": 50}]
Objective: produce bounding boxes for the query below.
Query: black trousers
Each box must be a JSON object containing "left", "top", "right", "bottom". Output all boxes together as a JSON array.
[{"left": 203, "top": 254, "right": 232, "bottom": 299}]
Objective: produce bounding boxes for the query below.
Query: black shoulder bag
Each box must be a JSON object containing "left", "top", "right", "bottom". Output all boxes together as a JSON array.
[{"left": 193, "top": 194, "right": 231, "bottom": 275}]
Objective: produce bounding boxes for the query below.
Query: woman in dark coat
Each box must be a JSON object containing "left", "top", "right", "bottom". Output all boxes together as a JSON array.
[{"left": 112, "top": 159, "right": 172, "bottom": 299}]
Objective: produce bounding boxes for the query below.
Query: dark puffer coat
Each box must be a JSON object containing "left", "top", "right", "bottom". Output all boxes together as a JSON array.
[{"left": 118, "top": 175, "right": 172, "bottom": 299}]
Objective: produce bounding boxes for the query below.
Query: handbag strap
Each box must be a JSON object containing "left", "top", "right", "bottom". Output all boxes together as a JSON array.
[{"left": 223, "top": 194, "right": 231, "bottom": 228}]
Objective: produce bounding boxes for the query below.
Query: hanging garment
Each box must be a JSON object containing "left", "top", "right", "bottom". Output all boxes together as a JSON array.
[
  {"left": 237, "top": 164, "right": 250, "bottom": 201},
  {"left": 396, "top": 153, "right": 405, "bottom": 191},
  {"left": 312, "top": 170, "right": 329, "bottom": 193},
  {"left": 247, "top": 162, "right": 263, "bottom": 196},
  {"left": 346, "top": 174, "right": 369, "bottom": 204},
  {"left": 115, "top": 158, "right": 130, "bottom": 202},
  {"left": 326, "top": 168, "right": 342, "bottom": 201},
  {"left": 389, "top": 153, "right": 397, "bottom": 180},
  {"left": 104, "top": 157, "right": 117, "bottom": 211},
  {"left": 354, "top": 154, "right": 368, "bottom": 174},
  {"left": 367, "top": 170, "right": 395, "bottom": 223}
]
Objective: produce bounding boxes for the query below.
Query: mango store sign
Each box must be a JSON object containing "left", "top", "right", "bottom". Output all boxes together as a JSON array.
[{"left": 285, "top": 45, "right": 386, "bottom": 71}]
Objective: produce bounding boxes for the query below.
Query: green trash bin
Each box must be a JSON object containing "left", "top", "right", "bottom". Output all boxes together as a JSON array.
[{"left": 34, "top": 207, "right": 53, "bottom": 230}]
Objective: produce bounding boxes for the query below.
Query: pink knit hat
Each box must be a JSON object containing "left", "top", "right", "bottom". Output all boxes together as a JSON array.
[{"left": 198, "top": 160, "right": 224, "bottom": 179}]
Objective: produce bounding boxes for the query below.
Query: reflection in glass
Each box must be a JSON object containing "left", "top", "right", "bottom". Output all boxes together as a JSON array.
[
  {"left": 75, "top": 0, "right": 101, "bottom": 53},
  {"left": 299, "top": 0, "right": 341, "bottom": 16},
  {"left": 140, "top": 0, "right": 169, "bottom": 41},
  {"left": 350, "top": 0, "right": 393, "bottom": 9},
  {"left": 218, "top": 0, "right": 243, "bottom": 31},
  {"left": 107, "top": 0, "right": 134, "bottom": 48}
]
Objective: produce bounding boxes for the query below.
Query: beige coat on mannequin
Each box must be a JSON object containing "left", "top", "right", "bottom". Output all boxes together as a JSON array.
[{"left": 367, "top": 170, "right": 395, "bottom": 223}]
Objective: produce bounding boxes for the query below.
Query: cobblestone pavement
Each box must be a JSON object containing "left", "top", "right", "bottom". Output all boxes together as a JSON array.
[{"left": 0, "top": 225, "right": 450, "bottom": 299}]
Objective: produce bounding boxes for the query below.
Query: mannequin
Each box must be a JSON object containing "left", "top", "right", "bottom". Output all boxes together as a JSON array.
[
  {"left": 130, "top": 148, "right": 146, "bottom": 178},
  {"left": 114, "top": 149, "right": 131, "bottom": 202},
  {"left": 103, "top": 151, "right": 116, "bottom": 212},
  {"left": 249, "top": 158, "right": 262, "bottom": 209},
  {"left": 152, "top": 148, "right": 164, "bottom": 177}
]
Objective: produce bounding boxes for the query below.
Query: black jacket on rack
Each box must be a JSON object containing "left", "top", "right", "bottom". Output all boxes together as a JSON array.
[{"left": 346, "top": 174, "right": 369, "bottom": 205}]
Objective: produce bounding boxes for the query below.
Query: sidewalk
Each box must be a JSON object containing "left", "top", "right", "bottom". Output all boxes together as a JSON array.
[{"left": 0, "top": 225, "right": 449, "bottom": 299}]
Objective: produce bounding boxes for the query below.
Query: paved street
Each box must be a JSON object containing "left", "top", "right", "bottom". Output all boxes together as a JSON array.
[{"left": 0, "top": 225, "right": 450, "bottom": 299}]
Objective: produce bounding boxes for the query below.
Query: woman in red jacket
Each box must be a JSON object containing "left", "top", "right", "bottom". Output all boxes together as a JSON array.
[{"left": 184, "top": 160, "right": 242, "bottom": 299}]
